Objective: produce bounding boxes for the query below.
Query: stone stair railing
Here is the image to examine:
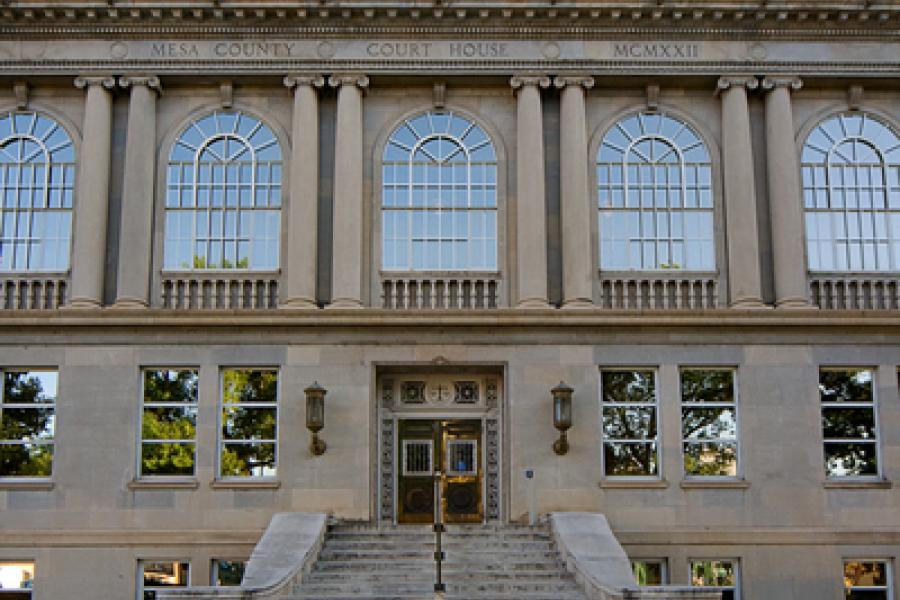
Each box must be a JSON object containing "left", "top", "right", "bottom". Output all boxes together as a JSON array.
[
  {"left": 157, "top": 512, "right": 326, "bottom": 600},
  {"left": 550, "top": 513, "right": 721, "bottom": 600}
]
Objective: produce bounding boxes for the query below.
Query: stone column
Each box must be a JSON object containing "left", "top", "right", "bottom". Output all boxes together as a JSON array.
[
  {"left": 282, "top": 74, "right": 325, "bottom": 309},
  {"left": 113, "top": 76, "right": 161, "bottom": 309},
  {"left": 510, "top": 75, "right": 551, "bottom": 308},
  {"left": 327, "top": 73, "right": 368, "bottom": 309},
  {"left": 762, "top": 76, "right": 813, "bottom": 309},
  {"left": 68, "top": 76, "right": 115, "bottom": 308},
  {"left": 716, "top": 76, "right": 767, "bottom": 309},
  {"left": 555, "top": 75, "right": 595, "bottom": 308}
]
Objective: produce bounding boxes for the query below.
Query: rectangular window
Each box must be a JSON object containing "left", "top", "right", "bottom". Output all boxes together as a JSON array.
[
  {"left": 820, "top": 368, "right": 879, "bottom": 479},
  {"left": 690, "top": 559, "right": 738, "bottom": 600},
  {"left": 632, "top": 559, "right": 667, "bottom": 585},
  {"left": 0, "top": 370, "right": 56, "bottom": 477},
  {"left": 211, "top": 559, "right": 246, "bottom": 586},
  {"left": 140, "top": 369, "right": 199, "bottom": 477},
  {"left": 219, "top": 369, "right": 278, "bottom": 478},
  {"left": 601, "top": 370, "right": 658, "bottom": 478},
  {"left": 681, "top": 369, "right": 738, "bottom": 478},
  {"left": 844, "top": 560, "right": 892, "bottom": 599},
  {"left": 139, "top": 561, "right": 189, "bottom": 600},
  {"left": 0, "top": 561, "right": 34, "bottom": 598}
]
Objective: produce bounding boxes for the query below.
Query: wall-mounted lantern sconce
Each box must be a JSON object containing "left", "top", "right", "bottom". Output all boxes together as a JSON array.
[
  {"left": 552, "top": 381, "right": 573, "bottom": 455},
  {"left": 305, "top": 382, "right": 327, "bottom": 456}
]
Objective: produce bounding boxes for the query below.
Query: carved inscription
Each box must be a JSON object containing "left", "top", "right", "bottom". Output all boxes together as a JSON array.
[{"left": 613, "top": 42, "right": 700, "bottom": 59}]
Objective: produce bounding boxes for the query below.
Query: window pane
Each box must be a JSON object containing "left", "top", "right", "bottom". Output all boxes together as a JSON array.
[
  {"left": 822, "top": 407, "right": 876, "bottom": 439},
  {"left": 220, "top": 442, "right": 276, "bottom": 477},
  {"left": 820, "top": 369, "right": 873, "bottom": 403},
  {"left": 691, "top": 560, "right": 736, "bottom": 587},
  {"left": 603, "top": 407, "right": 657, "bottom": 439},
  {"left": 222, "top": 370, "right": 277, "bottom": 404},
  {"left": 0, "top": 444, "right": 53, "bottom": 477},
  {"left": 222, "top": 407, "right": 277, "bottom": 440},
  {"left": 682, "top": 370, "right": 734, "bottom": 403},
  {"left": 845, "top": 561, "right": 888, "bottom": 588},
  {"left": 142, "top": 561, "right": 189, "bottom": 588},
  {"left": 683, "top": 442, "right": 738, "bottom": 477},
  {"left": 602, "top": 371, "right": 655, "bottom": 403},
  {"left": 141, "top": 443, "right": 195, "bottom": 476},
  {"left": 825, "top": 442, "right": 879, "bottom": 477},
  {"left": 604, "top": 442, "right": 657, "bottom": 476},
  {"left": 682, "top": 408, "right": 737, "bottom": 440}
]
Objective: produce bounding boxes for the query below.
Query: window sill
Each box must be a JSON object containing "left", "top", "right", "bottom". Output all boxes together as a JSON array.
[
  {"left": 0, "top": 480, "right": 54, "bottom": 491},
  {"left": 823, "top": 479, "right": 892, "bottom": 490},
  {"left": 599, "top": 479, "right": 668, "bottom": 489},
  {"left": 128, "top": 479, "right": 200, "bottom": 490},
  {"left": 680, "top": 479, "right": 750, "bottom": 490},
  {"left": 210, "top": 479, "right": 281, "bottom": 490}
]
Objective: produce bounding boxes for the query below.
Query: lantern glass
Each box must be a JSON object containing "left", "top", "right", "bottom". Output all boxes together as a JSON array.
[
  {"left": 552, "top": 383, "right": 573, "bottom": 431},
  {"left": 305, "top": 384, "right": 326, "bottom": 432}
]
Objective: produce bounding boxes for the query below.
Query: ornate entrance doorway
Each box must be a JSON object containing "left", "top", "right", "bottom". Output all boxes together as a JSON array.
[
  {"left": 378, "top": 370, "right": 503, "bottom": 525},
  {"left": 398, "top": 419, "right": 482, "bottom": 524}
]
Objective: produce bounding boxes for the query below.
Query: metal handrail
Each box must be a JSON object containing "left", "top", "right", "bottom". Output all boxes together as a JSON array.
[{"left": 433, "top": 470, "right": 446, "bottom": 595}]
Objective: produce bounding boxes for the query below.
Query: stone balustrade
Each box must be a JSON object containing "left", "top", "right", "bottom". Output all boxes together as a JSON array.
[
  {"left": 160, "top": 273, "right": 279, "bottom": 309},
  {"left": 0, "top": 276, "right": 68, "bottom": 310},
  {"left": 599, "top": 274, "right": 720, "bottom": 310},
  {"left": 381, "top": 273, "right": 501, "bottom": 309},
  {"left": 810, "top": 275, "right": 900, "bottom": 310}
]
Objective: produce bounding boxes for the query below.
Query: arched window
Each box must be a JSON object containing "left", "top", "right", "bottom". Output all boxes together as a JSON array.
[
  {"left": 597, "top": 112, "right": 714, "bottom": 271},
  {"left": 0, "top": 111, "right": 74, "bottom": 272},
  {"left": 381, "top": 111, "right": 497, "bottom": 271},
  {"left": 802, "top": 113, "right": 900, "bottom": 272},
  {"left": 164, "top": 111, "right": 281, "bottom": 270}
]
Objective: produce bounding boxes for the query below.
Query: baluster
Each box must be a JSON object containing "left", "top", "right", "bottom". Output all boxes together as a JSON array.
[
  {"left": 416, "top": 280, "right": 424, "bottom": 310},
  {"left": 699, "top": 279, "right": 708, "bottom": 309},
  {"left": 429, "top": 280, "right": 437, "bottom": 309},
  {"left": 444, "top": 280, "right": 452, "bottom": 309},
  {"left": 0, "top": 280, "right": 7, "bottom": 310}
]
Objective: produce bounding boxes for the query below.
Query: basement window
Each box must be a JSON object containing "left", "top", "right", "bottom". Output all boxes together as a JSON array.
[
  {"left": 0, "top": 561, "right": 34, "bottom": 598},
  {"left": 844, "top": 560, "right": 892, "bottom": 599},
  {"left": 690, "top": 559, "right": 739, "bottom": 600},
  {"left": 139, "top": 560, "right": 189, "bottom": 600}
]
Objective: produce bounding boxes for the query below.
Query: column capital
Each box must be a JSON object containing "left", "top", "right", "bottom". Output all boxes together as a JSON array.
[
  {"left": 761, "top": 76, "right": 803, "bottom": 92},
  {"left": 510, "top": 75, "right": 551, "bottom": 90},
  {"left": 715, "top": 75, "right": 759, "bottom": 94},
  {"left": 284, "top": 74, "right": 325, "bottom": 89},
  {"left": 328, "top": 73, "right": 369, "bottom": 89},
  {"left": 74, "top": 76, "right": 116, "bottom": 90},
  {"left": 553, "top": 75, "right": 595, "bottom": 90},
  {"left": 119, "top": 75, "right": 162, "bottom": 94}
]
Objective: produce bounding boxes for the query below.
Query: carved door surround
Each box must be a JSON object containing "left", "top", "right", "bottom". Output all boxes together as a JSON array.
[{"left": 378, "top": 371, "right": 503, "bottom": 525}]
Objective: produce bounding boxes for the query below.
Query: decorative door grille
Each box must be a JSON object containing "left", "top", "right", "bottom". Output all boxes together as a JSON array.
[
  {"left": 446, "top": 440, "right": 478, "bottom": 477},
  {"left": 402, "top": 440, "right": 433, "bottom": 476}
]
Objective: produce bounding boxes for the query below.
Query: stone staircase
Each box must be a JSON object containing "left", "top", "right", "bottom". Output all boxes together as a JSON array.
[{"left": 289, "top": 522, "right": 590, "bottom": 600}]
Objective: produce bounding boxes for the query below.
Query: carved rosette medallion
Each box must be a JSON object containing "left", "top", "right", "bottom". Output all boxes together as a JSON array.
[
  {"left": 486, "top": 379, "right": 499, "bottom": 409},
  {"left": 400, "top": 381, "right": 426, "bottom": 404},
  {"left": 454, "top": 381, "right": 479, "bottom": 404},
  {"left": 381, "top": 379, "right": 395, "bottom": 409}
]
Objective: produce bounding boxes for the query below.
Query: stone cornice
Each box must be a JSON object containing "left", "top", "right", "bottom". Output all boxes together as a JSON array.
[{"left": 0, "top": 3, "right": 899, "bottom": 37}]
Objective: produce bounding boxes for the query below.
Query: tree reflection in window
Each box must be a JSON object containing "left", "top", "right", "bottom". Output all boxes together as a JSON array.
[
  {"left": 0, "top": 370, "right": 56, "bottom": 477},
  {"left": 820, "top": 368, "right": 879, "bottom": 478},
  {"left": 0, "top": 111, "right": 74, "bottom": 272},
  {"left": 219, "top": 369, "right": 277, "bottom": 478},
  {"left": 382, "top": 111, "right": 498, "bottom": 271},
  {"left": 681, "top": 369, "right": 738, "bottom": 478},
  {"left": 140, "top": 369, "right": 198, "bottom": 477},
  {"left": 164, "top": 111, "right": 281, "bottom": 271},
  {"left": 601, "top": 370, "right": 658, "bottom": 477},
  {"left": 597, "top": 112, "right": 715, "bottom": 271},
  {"left": 802, "top": 113, "right": 900, "bottom": 272}
]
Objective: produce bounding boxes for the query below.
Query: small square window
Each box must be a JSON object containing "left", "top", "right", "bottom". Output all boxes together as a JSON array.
[
  {"left": 211, "top": 559, "right": 246, "bottom": 586},
  {"left": 139, "top": 560, "right": 189, "bottom": 600},
  {"left": 844, "top": 560, "right": 892, "bottom": 599},
  {"left": 0, "top": 561, "right": 35, "bottom": 598},
  {"left": 690, "top": 559, "right": 738, "bottom": 600},
  {"left": 631, "top": 559, "right": 667, "bottom": 585}
]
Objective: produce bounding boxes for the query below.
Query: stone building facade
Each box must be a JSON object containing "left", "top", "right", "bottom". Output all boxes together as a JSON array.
[{"left": 0, "top": 1, "right": 899, "bottom": 598}]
